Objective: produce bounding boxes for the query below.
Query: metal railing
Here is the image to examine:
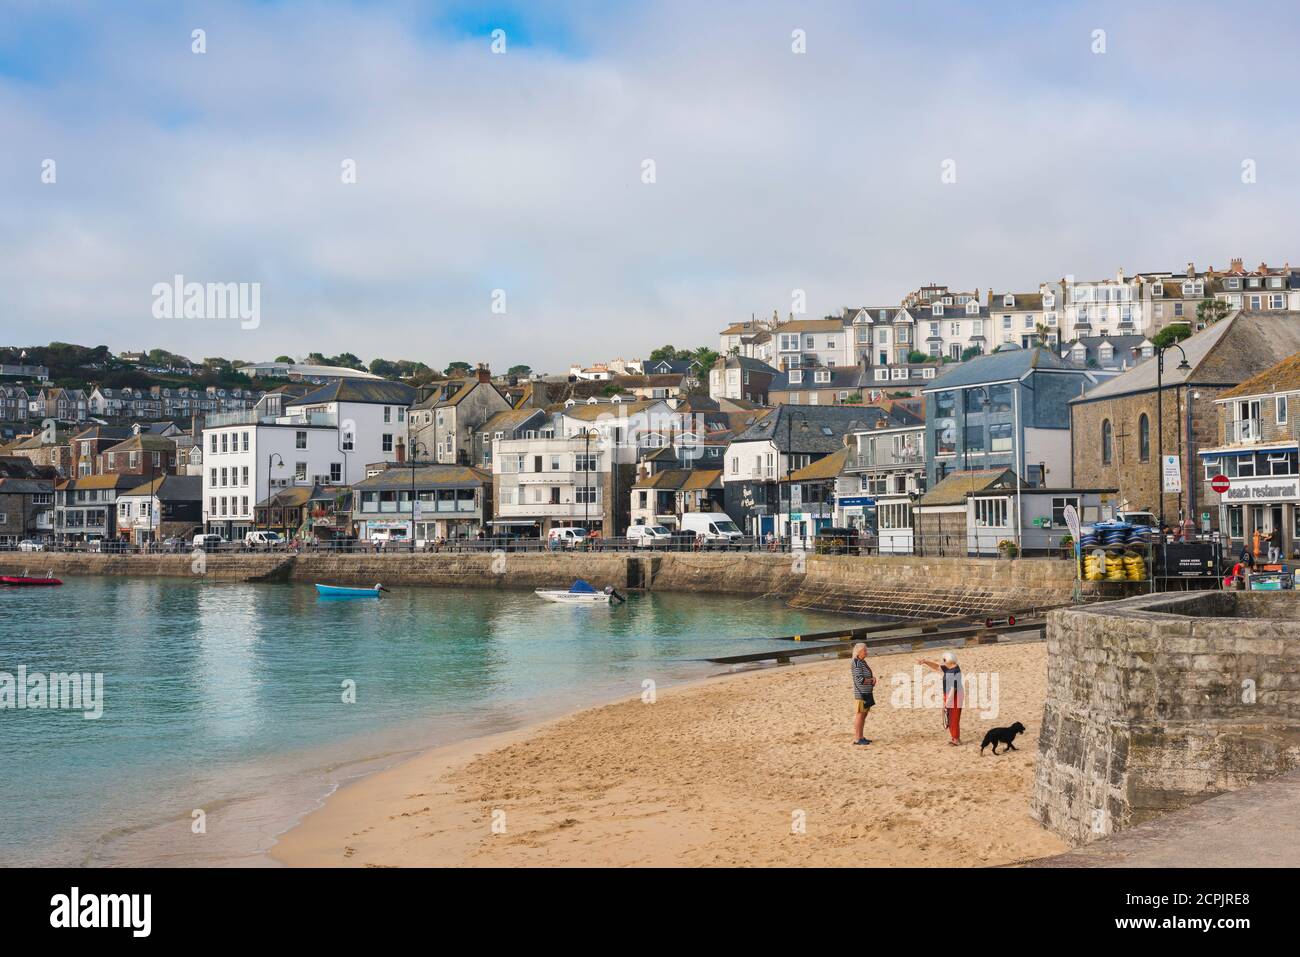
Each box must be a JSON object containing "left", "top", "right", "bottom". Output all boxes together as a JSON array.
[
  {"left": 849, "top": 451, "right": 924, "bottom": 469},
  {"left": 1228, "top": 418, "right": 1263, "bottom": 443}
]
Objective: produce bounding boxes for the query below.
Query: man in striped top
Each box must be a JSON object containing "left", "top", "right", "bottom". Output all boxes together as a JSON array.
[{"left": 851, "top": 643, "right": 875, "bottom": 746}]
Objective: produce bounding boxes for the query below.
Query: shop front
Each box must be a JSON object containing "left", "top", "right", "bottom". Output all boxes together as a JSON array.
[{"left": 1216, "top": 475, "right": 1300, "bottom": 560}]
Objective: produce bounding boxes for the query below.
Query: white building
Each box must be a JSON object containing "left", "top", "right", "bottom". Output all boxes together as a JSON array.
[{"left": 200, "top": 379, "right": 415, "bottom": 538}]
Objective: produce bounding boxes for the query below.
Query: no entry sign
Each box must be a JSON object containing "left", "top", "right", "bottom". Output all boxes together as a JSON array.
[{"left": 1211, "top": 474, "right": 1230, "bottom": 494}]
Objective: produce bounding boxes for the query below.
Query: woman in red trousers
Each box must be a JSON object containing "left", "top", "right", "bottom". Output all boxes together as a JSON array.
[{"left": 919, "top": 652, "right": 963, "bottom": 746}]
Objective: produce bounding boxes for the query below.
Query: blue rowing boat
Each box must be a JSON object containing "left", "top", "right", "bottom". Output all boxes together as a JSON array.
[{"left": 315, "top": 583, "right": 385, "bottom": 598}]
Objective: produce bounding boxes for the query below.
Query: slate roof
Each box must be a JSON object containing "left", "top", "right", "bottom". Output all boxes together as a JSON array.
[
  {"left": 476, "top": 408, "right": 547, "bottom": 434},
  {"left": 1073, "top": 311, "right": 1300, "bottom": 403},
  {"left": 1060, "top": 335, "right": 1151, "bottom": 370},
  {"left": 102, "top": 435, "right": 177, "bottom": 454},
  {"left": 729, "top": 405, "right": 890, "bottom": 453},
  {"left": 923, "top": 346, "right": 1089, "bottom": 391},
  {"left": 1218, "top": 351, "right": 1300, "bottom": 400},
  {"left": 287, "top": 378, "right": 416, "bottom": 407},
  {"left": 121, "top": 475, "right": 203, "bottom": 501}
]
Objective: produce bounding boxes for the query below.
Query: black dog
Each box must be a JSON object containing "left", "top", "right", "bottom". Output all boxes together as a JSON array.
[{"left": 980, "top": 722, "right": 1026, "bottom": 756}]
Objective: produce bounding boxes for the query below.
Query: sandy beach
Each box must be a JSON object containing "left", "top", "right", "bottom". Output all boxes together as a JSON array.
[{"left": 273, "top": 641, "right": 1067, "bottom": 867}]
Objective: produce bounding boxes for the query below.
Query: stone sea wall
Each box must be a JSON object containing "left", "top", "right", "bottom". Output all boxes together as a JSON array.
[
  {"left": 0, "top": 551, "right": 1078, "bottom": 618},
  {"left": 1031, "top": 591, "right": 1300, "bottom": 845}
]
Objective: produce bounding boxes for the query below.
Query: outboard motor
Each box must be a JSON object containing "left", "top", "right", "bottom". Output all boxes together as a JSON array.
[{"left": 604, "top": 585, "right": 626, "bottom": 604}]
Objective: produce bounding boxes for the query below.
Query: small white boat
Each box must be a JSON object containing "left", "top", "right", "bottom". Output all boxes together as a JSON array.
[{"left": 534, "top": 580, "right": 624, "bottom": 604}]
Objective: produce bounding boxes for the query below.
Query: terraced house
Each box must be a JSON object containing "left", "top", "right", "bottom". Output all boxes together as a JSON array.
[{"left": 409, "top": 366, "right": 511, "bottom": 466}]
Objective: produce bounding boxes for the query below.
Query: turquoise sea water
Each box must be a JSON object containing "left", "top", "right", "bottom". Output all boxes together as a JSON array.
[{"left": 0, "top": 576, "right": 857, "bottom": 866}]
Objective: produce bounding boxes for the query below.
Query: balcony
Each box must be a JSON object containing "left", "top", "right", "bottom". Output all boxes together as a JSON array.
[
  {"left": 850, "top": 450, "right": 924, "bottom": 469},
  {"left": 205, "top": 410, "right": 336, "bottom": 429}
]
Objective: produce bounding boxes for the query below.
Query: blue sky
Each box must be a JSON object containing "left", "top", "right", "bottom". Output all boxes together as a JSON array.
[{"left": 4, "top": 0, "right": 1300, "bottom": 371}]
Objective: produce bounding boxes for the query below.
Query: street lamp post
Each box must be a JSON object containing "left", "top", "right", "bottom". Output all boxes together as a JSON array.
[
  {"left": 785, "top": 410, "right": 810, "bottom": 551},
  {"left": 1155, "top": 342, "right": 1192, "bottom": 534},
  {"left": 267, "top": 452, "right": 284, "bottom": 541},
  {"left": 409, "top": 440, "right": 429, "bottom": 547}
]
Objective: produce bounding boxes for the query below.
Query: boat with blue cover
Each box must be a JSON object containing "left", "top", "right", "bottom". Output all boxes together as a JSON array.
[
  {"left": 534, "top": 579, "right": 624, "bottom": 604},
  {"left": 315, "top": 582, "right": 386, "bottom": 598}
]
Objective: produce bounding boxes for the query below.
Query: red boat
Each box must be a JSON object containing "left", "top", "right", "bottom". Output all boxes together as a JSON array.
[{"left": 0, "top": 575, "right": 62, "bottom": 586}]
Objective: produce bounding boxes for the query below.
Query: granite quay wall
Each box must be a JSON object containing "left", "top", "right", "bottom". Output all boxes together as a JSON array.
[
  {"left": 2, "top": 551, "right": 1080, "bottom": 619},
  {"left": 1031, "top": 591, "right": 1300, "bottom": 846},
  {"left": 790, "top": 554, "right": 1078, "bottom": 619}
]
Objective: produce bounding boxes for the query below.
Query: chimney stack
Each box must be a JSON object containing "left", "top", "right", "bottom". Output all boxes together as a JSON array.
[
  {"left": 1230, "top": 257, "right": 1244, "bottom": 273},
  {"left": 476, "top": 363, "right": 491, "bottom": 384}
]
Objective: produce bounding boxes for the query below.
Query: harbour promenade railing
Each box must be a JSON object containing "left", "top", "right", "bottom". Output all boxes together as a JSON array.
[{"left": 3, "top": 532, "right": 1088, "bottom": 558}]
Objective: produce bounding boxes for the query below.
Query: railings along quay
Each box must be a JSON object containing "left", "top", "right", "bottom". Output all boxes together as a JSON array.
[{"left": 703, "top": 611, "right": 1050, "bottom": 666}]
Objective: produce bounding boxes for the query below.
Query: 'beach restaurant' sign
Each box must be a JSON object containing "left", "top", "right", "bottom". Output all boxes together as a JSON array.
[{"left": 1222, "top": 477, "right": 1300, "bottom": 503}]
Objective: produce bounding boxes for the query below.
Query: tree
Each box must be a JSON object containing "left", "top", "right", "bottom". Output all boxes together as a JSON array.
[
  {"left": 507, "top": 364, "right": 532, "bottom": 377},
  {"left": 907, "top": 350, "right": 929, "bottom": 364},
  {"left": 690, "top": 347, "right": 719, "bottom": 371},
  {"left": 305, "top": 352, "right": 327, "bottom": 365},
  {"left": 369, "top": 358, "right": 400, "bottom": 378},
  {"left": 648, "top": 344, "right": 692, "bottom": 363},
  {"left": 1196, "top": 297, "right": 1231, "bottom": 326},
  {"left": 1033, "top": 322, "right": 1052, "bottom": 346},
  {"left": 445, "top": 361, "right": 472, "bottom": 376},
  {"left": 1150, "top": 324, "right": 1192, "bottom": 349},
  {"left": 274, "top": 355, "right": 295, "bottom": 364},
  {"left": 961, "top": 345, "right": 983, "bottom": 362}
]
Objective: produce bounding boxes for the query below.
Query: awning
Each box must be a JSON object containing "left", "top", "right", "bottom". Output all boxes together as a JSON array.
[{"left": 488, "top": 519, "right": 540, "bottom": 526}]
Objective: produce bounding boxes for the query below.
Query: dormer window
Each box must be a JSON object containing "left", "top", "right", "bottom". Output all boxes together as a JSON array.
[
  {"left": 1003, "top": 294, "right": 1014, "bottom": 307},
  {"left": 931, "top": 304, "right": 944, "bottom": 317},
  {"left": 1226, "top": 277, "right": 1240, "bottom": 290},
  {"left": 789, "top": 369, "right": 803, "bottom": 384},
  {"left": 878, "top": 309, "right": 888, "bottom": 321},
  {"left": 814, "top": 369, "right": 831, "bottom": 383},
  {"left": 966, "top": 301, "right": 979, "bottom": 315},
  {"left": 1043, "top": 293, "right": 1055, "bottom": 308},
  {"left": 1150, "top": 284, "right": 1163, "bottom": 297}
]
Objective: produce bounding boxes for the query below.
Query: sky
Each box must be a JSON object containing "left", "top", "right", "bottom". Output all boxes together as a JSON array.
[{"left": 4, "top": 0, "right": 1300, "bottom": 373}]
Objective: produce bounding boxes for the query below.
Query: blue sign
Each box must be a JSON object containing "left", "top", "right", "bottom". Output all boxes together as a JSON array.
[{"left": 838, "top": 496, "right": 876, "bottom": 507}]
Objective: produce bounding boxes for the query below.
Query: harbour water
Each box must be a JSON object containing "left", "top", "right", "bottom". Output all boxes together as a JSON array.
[{"left": 0, "top": 576, "right": 858, "bottom": 866}]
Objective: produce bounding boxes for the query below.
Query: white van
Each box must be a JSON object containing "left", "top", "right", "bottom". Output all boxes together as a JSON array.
[
  {"left": 193, "top": 533, "right": 226, "bottom": 550},
  {"left": 627, "top": 524, "right": 673, "bottom": 547},
  {"left": 680, "top": 513, "right": 744, "bottom": 544},
  {"left": 245, "top": 530, "right": 284, "bottom": 547},
  {"left": 546, "top": 527, "right": 589, "bottom": 548},
  {"left": 370, "top": 528, "right": 408, "bottom": 544}
]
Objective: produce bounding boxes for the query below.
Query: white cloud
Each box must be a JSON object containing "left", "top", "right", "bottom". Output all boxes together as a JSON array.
[{"left": 3, "top": 0, "right": 1300, "bottom": 369}]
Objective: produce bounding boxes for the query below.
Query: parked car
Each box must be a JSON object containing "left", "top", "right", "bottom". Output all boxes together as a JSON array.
[
  {"left": 815, "top": 526, "right": 860, "bottom": 555},
  {"left": 245, "top": 530, "right": 284, "bottom": 548},
  {"left": 546, "top": 527, "right": 589, "bottom": 548},
  {"left": 193, "top": 533, "right": 227, "bottom": 550},
  {"left": 17, "top": 539, "right": 46, "bottom": 552},
  {"left": 627, "top": 524, "right": 673, "bottom": 547},
  {"left": 160, "top": 536, "right": 190, "bottom": 552},
  {"left": 679, "top": 513, "right": 744, "bottom": 545}
]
